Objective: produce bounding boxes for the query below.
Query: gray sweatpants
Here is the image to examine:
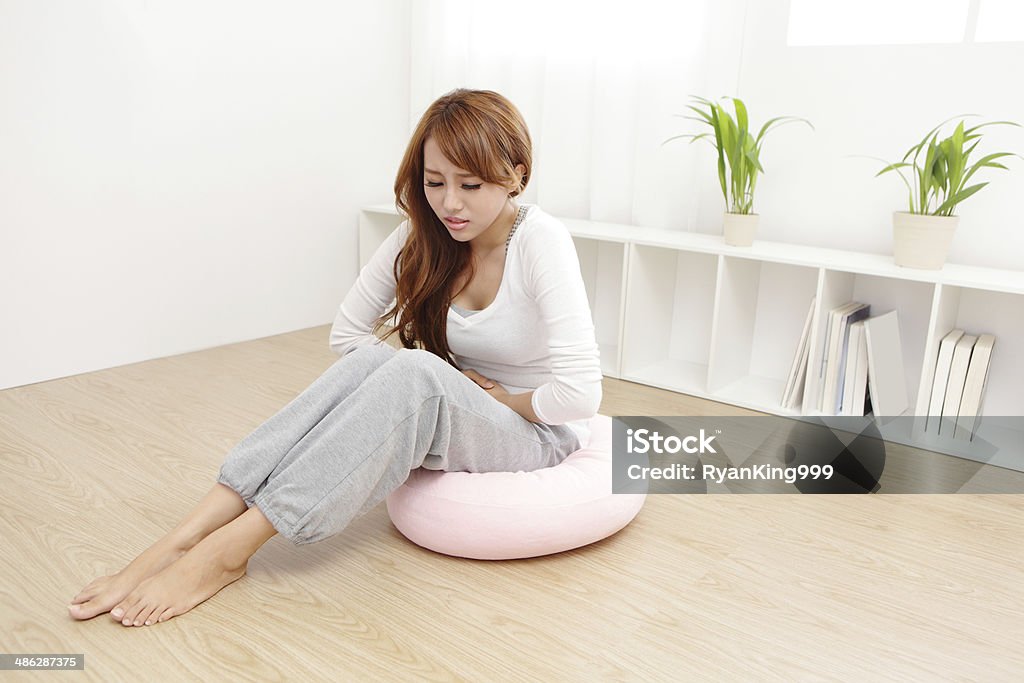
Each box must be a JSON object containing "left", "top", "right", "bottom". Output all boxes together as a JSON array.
[{"left": 216, "top": 344, "right": 581, "bottom": 545}]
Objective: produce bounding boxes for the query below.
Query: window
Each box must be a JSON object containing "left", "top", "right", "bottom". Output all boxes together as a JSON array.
[
  {"left": 975, "top": 0, "right": 1024, "bottom": 42},
  {"left": 787, "top": 0, "right": 1024, "bottom": 46}
]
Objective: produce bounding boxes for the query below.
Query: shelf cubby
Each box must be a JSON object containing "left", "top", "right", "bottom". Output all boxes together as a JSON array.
[
  {"left": 805, "top": 269, "right": 935, "bottom": 416},
  {"left": 620, "top": 245, "right": 717, "bottom": 396},
  {"left": 918, "top": 284, "right": 1024, "bottom": 417},
  {"left": 709, "top": 257, "right": 819, "bottom": 414}
]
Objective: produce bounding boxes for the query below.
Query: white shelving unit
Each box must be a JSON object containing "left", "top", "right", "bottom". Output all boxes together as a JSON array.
[{"left": 358, "top": 205, "right": 1024, "bottom": 471}]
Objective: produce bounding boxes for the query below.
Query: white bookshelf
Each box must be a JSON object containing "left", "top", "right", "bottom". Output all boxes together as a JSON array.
[{"left": 358, "top": 205, "right": 1024, "bottom": 471}]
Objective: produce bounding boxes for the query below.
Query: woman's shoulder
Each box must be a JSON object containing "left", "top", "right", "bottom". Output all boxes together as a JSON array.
[
  {"left": 515, "top": 204, "right": 574, "bottom": 247},
  {"left": 394, "top": 218, "right": 413, "bottom": 242},
  {"left": 383, "top": 218, "right": 413, "bottom": 258},
  {"left": 518, "top": 203, "right": 563, "bottom": 230},
  {"left": 512, "top": 204, "right": 581, "bottom": 280}
]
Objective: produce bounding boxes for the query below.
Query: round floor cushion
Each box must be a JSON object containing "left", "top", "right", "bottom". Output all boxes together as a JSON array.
[{"left": 385, "top": 414, "right": 646, "bottom": 560}]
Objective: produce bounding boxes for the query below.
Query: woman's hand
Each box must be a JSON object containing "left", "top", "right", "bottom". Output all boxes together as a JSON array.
[
  {"left": 460, "top": 369, "right": 540, "bottom": 423},
  {"left": 461, "top": 369, "right": 510, "bottom": 402}
]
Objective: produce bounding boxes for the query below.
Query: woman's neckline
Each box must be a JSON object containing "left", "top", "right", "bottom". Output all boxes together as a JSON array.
[{"left": 448, "top": 204, "right": 530, "bottom": 320}]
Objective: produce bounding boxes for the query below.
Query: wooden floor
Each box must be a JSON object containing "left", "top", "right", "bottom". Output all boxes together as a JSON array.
[{"left": 2, "top": 325, "right": 1022, "bottom": 681}]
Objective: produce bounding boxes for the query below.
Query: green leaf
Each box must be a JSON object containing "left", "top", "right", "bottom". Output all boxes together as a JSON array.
[
  {"left": 964, "top": 120, "right": 1022, "bottom": 136},
  {"left": 754, "top": 116, "right": 814, "bottom": 144},
  {"left": 731, "top": 97, "right": 749, "bottom": 140},
  {"left": 684, "top": 105, "right": 713, "bottom": 124},
  {"left": 960, "top": 151, "right": 1020, "bottom": 185},
  {"left": 707, "top": 104, "right": 729, "bottom": 206},
  {"left": 744, "top": 139, "right": 765, "bottom": 174},
  {"left": 660, "top": 133, "right": 718, "bottom": 149},
  {"left": 681, "top": 115, "right": 712, "bottom": 126},
  {"left": 935, "top": 182, "right": 988, "bottom": 215},
  {"left": 875, "top": 161, "right": 913, "bottom": 176}
]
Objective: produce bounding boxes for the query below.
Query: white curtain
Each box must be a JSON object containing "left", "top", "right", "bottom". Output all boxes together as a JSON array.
[{"left": 409, "top": 0, "right": 720, "bottom": 230}]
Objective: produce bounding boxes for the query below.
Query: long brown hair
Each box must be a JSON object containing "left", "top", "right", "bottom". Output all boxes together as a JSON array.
[{"left": 375, "top": 89, "right": 533, "bottom": 367}]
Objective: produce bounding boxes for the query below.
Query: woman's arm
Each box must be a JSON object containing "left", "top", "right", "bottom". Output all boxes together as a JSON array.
[
  {"left": 461, "top": 369, "right": 542, "bottom": 423},
  {"left": 523, "top": 220, "right": 603, "bottom": 424},
  {"left": 329, "top": 221, "right": 408, "bottom": 357}
]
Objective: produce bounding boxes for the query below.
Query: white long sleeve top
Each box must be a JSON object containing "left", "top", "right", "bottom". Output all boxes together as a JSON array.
[{"left": 329, "top": 203, "right": 603, "bottom": 445}]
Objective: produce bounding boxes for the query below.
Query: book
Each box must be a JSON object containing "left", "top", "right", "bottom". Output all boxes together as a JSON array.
[
  {"left": 850, "top": 327, "right": 870, "bottom": 416},
  {"left": 817, "top": 302, "right": 861, "bottom": 412},
  {"left": 841, "top": 320, "right": 868, "bottom": 416},
  {"left": 954, "top": 334, "right": 996, "bottom": 440},
  {"left": 926, "top": 329, "right": 965, "bottom": 432},
  {"left": 782, "top": 297, "right": 816, "bottom": 409},
  {"left": 830, "top": 304, "right": 870, "bottom": 414},
  {"left": 787, "top": 333, "right": 812, "bottom": 410},
  {"left": 939, "top": 334, "right": 978, "bottom": 435},
  {"left": 815, "top": 308, "right": 836, "bottom": 411},
  {"left": 862, "top": 311, "right": 908, "bottom": 417}
]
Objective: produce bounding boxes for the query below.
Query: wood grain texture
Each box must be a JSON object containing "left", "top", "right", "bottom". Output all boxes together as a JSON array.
[{"left": 1, "top": 324, "right": 1022, "bottom": 681}]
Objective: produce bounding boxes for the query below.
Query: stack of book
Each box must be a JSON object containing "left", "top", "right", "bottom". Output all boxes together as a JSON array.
[
  {"left": 925, "top": 330, "right": 996, "bottom": 440},
  {"left": 781, "top": 300, "right": 910, "bottom": 417}
]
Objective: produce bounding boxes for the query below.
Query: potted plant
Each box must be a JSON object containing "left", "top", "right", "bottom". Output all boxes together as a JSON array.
[
  {"left": 874, "top": 116, "right": 1020, "bottom": 269},
  {"left": 664, "top": 96, "right": 813, "bottom": 246}
]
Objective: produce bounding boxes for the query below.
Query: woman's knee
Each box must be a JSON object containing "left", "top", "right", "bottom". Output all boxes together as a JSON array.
[
  {"left": 378, "top": 348, "right": 453, "bottom": 386},
  {"left": 348, "top": 342, "right": 397, "bottom": 362},
  {"left": 333, "top": 342, "right": 397, "bottom": 372},
  {"left": 389, "top": 347, "right": 447, "bottom": 369}
]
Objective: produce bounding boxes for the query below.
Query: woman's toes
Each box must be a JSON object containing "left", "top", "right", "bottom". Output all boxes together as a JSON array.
[
  {"left": 68, "top": 601, "right": 94, "bottom": 620},
  {"left": 110, "top": 595, "right": 136, "bottom": 622},
  {"left": 145, "top": 605, "right": 166, "bottom": 626},
  {"left": 69, "top": 597, "right": 113, "bottom": 621},
  {"left": 134, "top": 603, "right": 157, "bottom": 626},
  {"left": 123, "top": 593, "right": 153, "bottom": 626}
]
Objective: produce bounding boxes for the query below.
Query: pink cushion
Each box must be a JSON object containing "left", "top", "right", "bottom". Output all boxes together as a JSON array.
[{"left": 385, "top": 414, "right": 646, "bottom": 560}]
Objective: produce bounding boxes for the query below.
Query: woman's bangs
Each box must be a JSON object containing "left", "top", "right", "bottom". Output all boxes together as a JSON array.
[{"left": 431, "top": 120, "right": 506, "bottom": 185}]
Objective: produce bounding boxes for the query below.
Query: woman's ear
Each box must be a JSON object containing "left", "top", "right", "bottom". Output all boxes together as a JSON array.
[{"left": 510, "top": 163, "right": 527, "bottom": 196}]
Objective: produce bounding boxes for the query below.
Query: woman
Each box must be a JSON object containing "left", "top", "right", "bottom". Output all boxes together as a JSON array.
[{"left": 68, "top": 88, "right": 602, "bottom": 626}]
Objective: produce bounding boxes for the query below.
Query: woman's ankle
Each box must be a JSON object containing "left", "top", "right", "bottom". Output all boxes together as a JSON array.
[{"left": 165, "top": 483, "right": 250, "bottom": 551}]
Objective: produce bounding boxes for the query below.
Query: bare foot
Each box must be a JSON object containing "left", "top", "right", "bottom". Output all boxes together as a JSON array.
[
  {"left": 109, "top": 507, "right": 276, "bottom": 626},
  {"left": 69, "top": 483, "right": 249, "bottom": 621},
  {"left": 68, "top": 538, "right": 189, "bottom": 620},
  {"left": 110, "top": 536, "right": 246, "bottom": 626}
]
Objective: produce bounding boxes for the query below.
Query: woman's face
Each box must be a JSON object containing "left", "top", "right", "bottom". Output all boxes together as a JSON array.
[{"left": 422, "top": 136, "right": 517, "bottom": 245}]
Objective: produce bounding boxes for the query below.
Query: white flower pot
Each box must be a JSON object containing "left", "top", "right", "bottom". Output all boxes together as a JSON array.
[
  {"left": 723, "top": 212, "right": 759, "bottom": 246},
  {"left": 892, "top": 212, "right": 959, "bottom": 270}
]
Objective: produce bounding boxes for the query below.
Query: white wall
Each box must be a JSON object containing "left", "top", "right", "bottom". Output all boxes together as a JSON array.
[
  {"left": 0, "top": 0, "right": 410, "bottom": 390},
  {"left": 705, "top": 0, "right": 1024, "bottom": 268}
]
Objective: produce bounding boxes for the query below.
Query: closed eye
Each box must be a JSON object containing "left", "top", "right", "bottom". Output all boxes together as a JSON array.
[{"left": 424, "top": 181, "right": 482, "bottom": 190}]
